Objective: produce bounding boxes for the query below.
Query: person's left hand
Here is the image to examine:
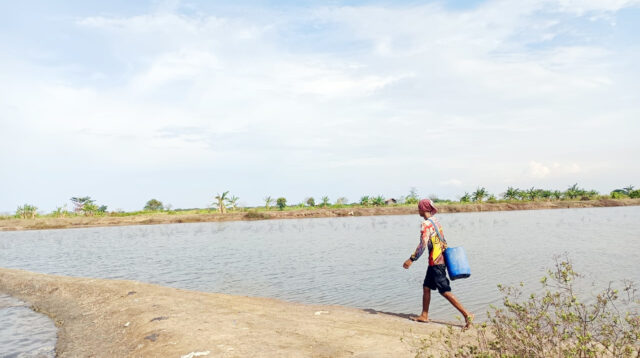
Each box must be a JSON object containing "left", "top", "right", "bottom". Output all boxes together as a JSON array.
[{"left": 403, "top": 259, "right": 412, "bottom": 269}]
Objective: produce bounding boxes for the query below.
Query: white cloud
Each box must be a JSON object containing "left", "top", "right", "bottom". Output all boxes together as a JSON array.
[
  {"left": 527, "top": 161, "right": 583, "bottom": 179},
  {"left": 441, "top": 179, "right": 463, "bottom": 187},
  {"left": 1, "top": 0, "right": 640, "bottom": 211},
  {"left": 528, "top": 161, "right": 552, "bottom": 178}
]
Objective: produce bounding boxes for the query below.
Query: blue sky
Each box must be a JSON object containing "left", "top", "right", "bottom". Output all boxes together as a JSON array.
[{"left": 1, "top": 0, "right": 639, "bottom": 213}]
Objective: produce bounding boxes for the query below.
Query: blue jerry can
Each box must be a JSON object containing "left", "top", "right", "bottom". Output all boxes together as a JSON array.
[{"left": 444, "top": 246, "right": 471, "bottom": 280}]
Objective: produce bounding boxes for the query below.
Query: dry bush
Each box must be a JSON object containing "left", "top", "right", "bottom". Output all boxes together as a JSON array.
[{"left": 408, "top": 256, "right": 639, "bottom": 358}]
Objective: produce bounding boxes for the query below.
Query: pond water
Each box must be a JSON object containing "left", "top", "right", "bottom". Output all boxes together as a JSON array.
[
  {"left": 0, "top": 294, "right": 56, "bottom": 358},
  {"left": 1, "top": 206, "right": 639, "bottom": 325}
]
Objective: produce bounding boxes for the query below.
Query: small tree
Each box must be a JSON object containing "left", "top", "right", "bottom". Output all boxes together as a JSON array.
[
  {"left": 526, "top": 187, "right": 540, "bottom": 201},
  {"left": 70, "top": 196, "right": 95, "bottom": 215},
  {"left": 213, "top": 191, "right": 229, "bottom": 213},
  {"left": 371, "top": 195, "right": 385, "bottom": 206},
  {"left": 264, "top": 196, "right": 274, "bottom": 210},
  {"left": 83, "top": 202, "right": 99, "bottom": 216},
  {"left": 70, "top": 196, "right": 102, "bottom": 216},
  {"left": 460, "top": 192, "right": 471, "bottom": 203},
  {"left": 321, "top": 196, "right": 330, "bottom": 207},
  {"left": 226, "top": 196, "right": 239, "bottom": 211},
  {"left": 144, "top": 199, "right": 164, "bottom": 211},
  {"left": 360, "top": 196, "right": 370, "bottom": 206},
  {"left": 276, "top": 197, "right": 287, "bottom": 210},
  {"left": 306, "top": 197, "right": 315, "bottom": 207},
  {"left": 565, "top": 183, "right": 583, "bottom": 200},
  {"left": 502, "top": 187, "right": 520, "bottom": 201},
  {"left": 472, "top": 187, "right": 487, "bottom": 202}
]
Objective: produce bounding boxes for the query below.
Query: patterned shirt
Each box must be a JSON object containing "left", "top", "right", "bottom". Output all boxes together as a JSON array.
[{"left": 410, "top": 216, "right": 447, "bottom": 266}]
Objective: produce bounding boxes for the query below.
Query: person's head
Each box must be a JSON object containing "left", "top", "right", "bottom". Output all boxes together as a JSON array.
[{"left": 418, "top": 198, "right": 438, "bottom": 218}]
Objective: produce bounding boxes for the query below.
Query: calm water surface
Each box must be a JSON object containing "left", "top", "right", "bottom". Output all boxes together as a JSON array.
[
  {"left": 0, "top": 294, "right": 56, "bottom": 358},
  {"left": 1, "top": 206, "right": 639, "bottom": 325}
]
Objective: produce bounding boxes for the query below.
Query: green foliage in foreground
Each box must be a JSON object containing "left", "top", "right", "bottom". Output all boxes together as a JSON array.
[{"left": 407, "top": 257, "right": 640, "bottom": 358}]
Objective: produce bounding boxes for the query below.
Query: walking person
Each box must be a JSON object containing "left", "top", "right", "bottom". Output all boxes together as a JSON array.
[{"left": 403, "top": 199, "right": 474, "bottom": 329}]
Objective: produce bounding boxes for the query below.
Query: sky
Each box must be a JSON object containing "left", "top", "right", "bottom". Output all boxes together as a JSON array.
[{"left": 1, "top": 0, "right": 639, "bottom": 213}]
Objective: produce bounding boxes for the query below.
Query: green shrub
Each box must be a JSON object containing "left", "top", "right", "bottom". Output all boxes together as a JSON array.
[
  {"left": 276, "top": 197, "right": 287, "bottom": 210},
  {"left": 144, "top": 199, "right": 164, "bottom": 211},
  {"left": 611, "top": 191, "right": 628, "bottom": 199},
  {"left": 244, "top": 211, "right": 268, "bottom": 219},
  {"left": 408, "top": 256, "right": 639, "bottom": 357}
]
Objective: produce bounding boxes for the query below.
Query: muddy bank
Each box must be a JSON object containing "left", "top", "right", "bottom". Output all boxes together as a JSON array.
[
  {"left": 2, "top": 198, "right": 639, "bottom": 231},
  {"left": 0, "top": 268, "right": 441, "bottom": 358}
]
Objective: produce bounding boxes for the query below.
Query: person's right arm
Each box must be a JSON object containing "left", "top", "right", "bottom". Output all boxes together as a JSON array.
[{"left": 403, "top": 222, "right": 428, "bottom": 269}]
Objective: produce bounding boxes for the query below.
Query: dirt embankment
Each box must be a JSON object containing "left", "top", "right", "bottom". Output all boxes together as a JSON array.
[
  {"left": 2, "top": 199, "right": 639, "bottom": 232},
  {"left": 0, "top": 268, "right": 441, "bottom": 358}
]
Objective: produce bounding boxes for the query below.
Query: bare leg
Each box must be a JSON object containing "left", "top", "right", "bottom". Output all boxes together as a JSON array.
[
  {"left": 441, "top": 291, "right": 474, "bottom": 329},
  {"left": 410, "top": 286, "right": 431, "bottom": 322}
]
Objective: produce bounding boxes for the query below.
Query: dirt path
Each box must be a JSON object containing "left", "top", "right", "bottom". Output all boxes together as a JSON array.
[
  {"left": 0, "top": 268, "right": 445, "bottom": 357},
  {"left": 2, "top": 198, "right": 639, "bottom": 232}
]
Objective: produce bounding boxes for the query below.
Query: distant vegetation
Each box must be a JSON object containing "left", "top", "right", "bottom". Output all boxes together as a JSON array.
[
  {"left": 144, "top": 199, "right": 164, "bottom": 211},
  {"left": 4, "top": 184, "right": 639, "bottom": 220}
]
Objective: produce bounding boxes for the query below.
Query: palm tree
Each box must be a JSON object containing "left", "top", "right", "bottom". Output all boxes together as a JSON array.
[
  {"left": 503, "top": 187, "right": 519, "bottom": 201},
  {"left": 226, "top": 196, "right": 239, "bottom": 211},
  {"left": 460, "top": 192, "right": 471, "bottom": 203},
  {"left": 264, "top": 196, "right": 274, "bottom": 210},
  {"left": 540, "top": 190, "right": 552, "bottom": 201},
  {"left": 214, "top": 191, "right": 229, "bottom": 213},
  {"left": 526, "top": 187, "right": 540, "bottom": 201},
  {"left": 472, "top": 187, "right": 487, "bottom": 202},
  {"left": 371, "top": 195, "right": 385, "bottom": 206},
  {"left": 565, "top": 183, "right": 582, "bottom": 199},
  {"left": 551, "top": 190, "right": 563, "bottom": 200},
  {"left": 321, "top": 196, "right": 330, "bottom": 207},
  {"left": 623, "top": 185, "right": 635, "bottom": 195}
]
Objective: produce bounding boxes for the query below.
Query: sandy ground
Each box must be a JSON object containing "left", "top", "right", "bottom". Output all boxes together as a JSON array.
[
  {"left": 2, "top": 198, "right": 639, "bottom": 232},
  {"left": 0, "top": 268, "right": 452, "bottom": 358}
]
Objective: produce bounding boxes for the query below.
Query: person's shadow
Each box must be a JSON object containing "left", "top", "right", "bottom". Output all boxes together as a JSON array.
[{"left": 362, "top": 308, "right": 464, "bottom": 328}]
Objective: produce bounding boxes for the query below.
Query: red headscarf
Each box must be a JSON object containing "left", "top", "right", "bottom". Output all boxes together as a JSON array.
[{"left": 418, "top": 199, "right": 438, "bottom": 215}]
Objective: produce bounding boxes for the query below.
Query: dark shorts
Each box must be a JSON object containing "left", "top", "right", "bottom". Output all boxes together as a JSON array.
[{"left": 423, "top": 264, "right": 451, "bottom": 294}]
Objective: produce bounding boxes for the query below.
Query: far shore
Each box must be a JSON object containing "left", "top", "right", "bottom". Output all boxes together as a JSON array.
[
  {"left": 0, "top": 268, "right": 446, "bottom": 357},
  {"left": 1, "top": 198, "right": 639, "bottom": 232}
]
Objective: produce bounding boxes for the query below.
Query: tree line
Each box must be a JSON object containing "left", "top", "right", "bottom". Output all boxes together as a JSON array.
[{"left": 7, "top": 184, "right": 639, "bottom": 218}]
